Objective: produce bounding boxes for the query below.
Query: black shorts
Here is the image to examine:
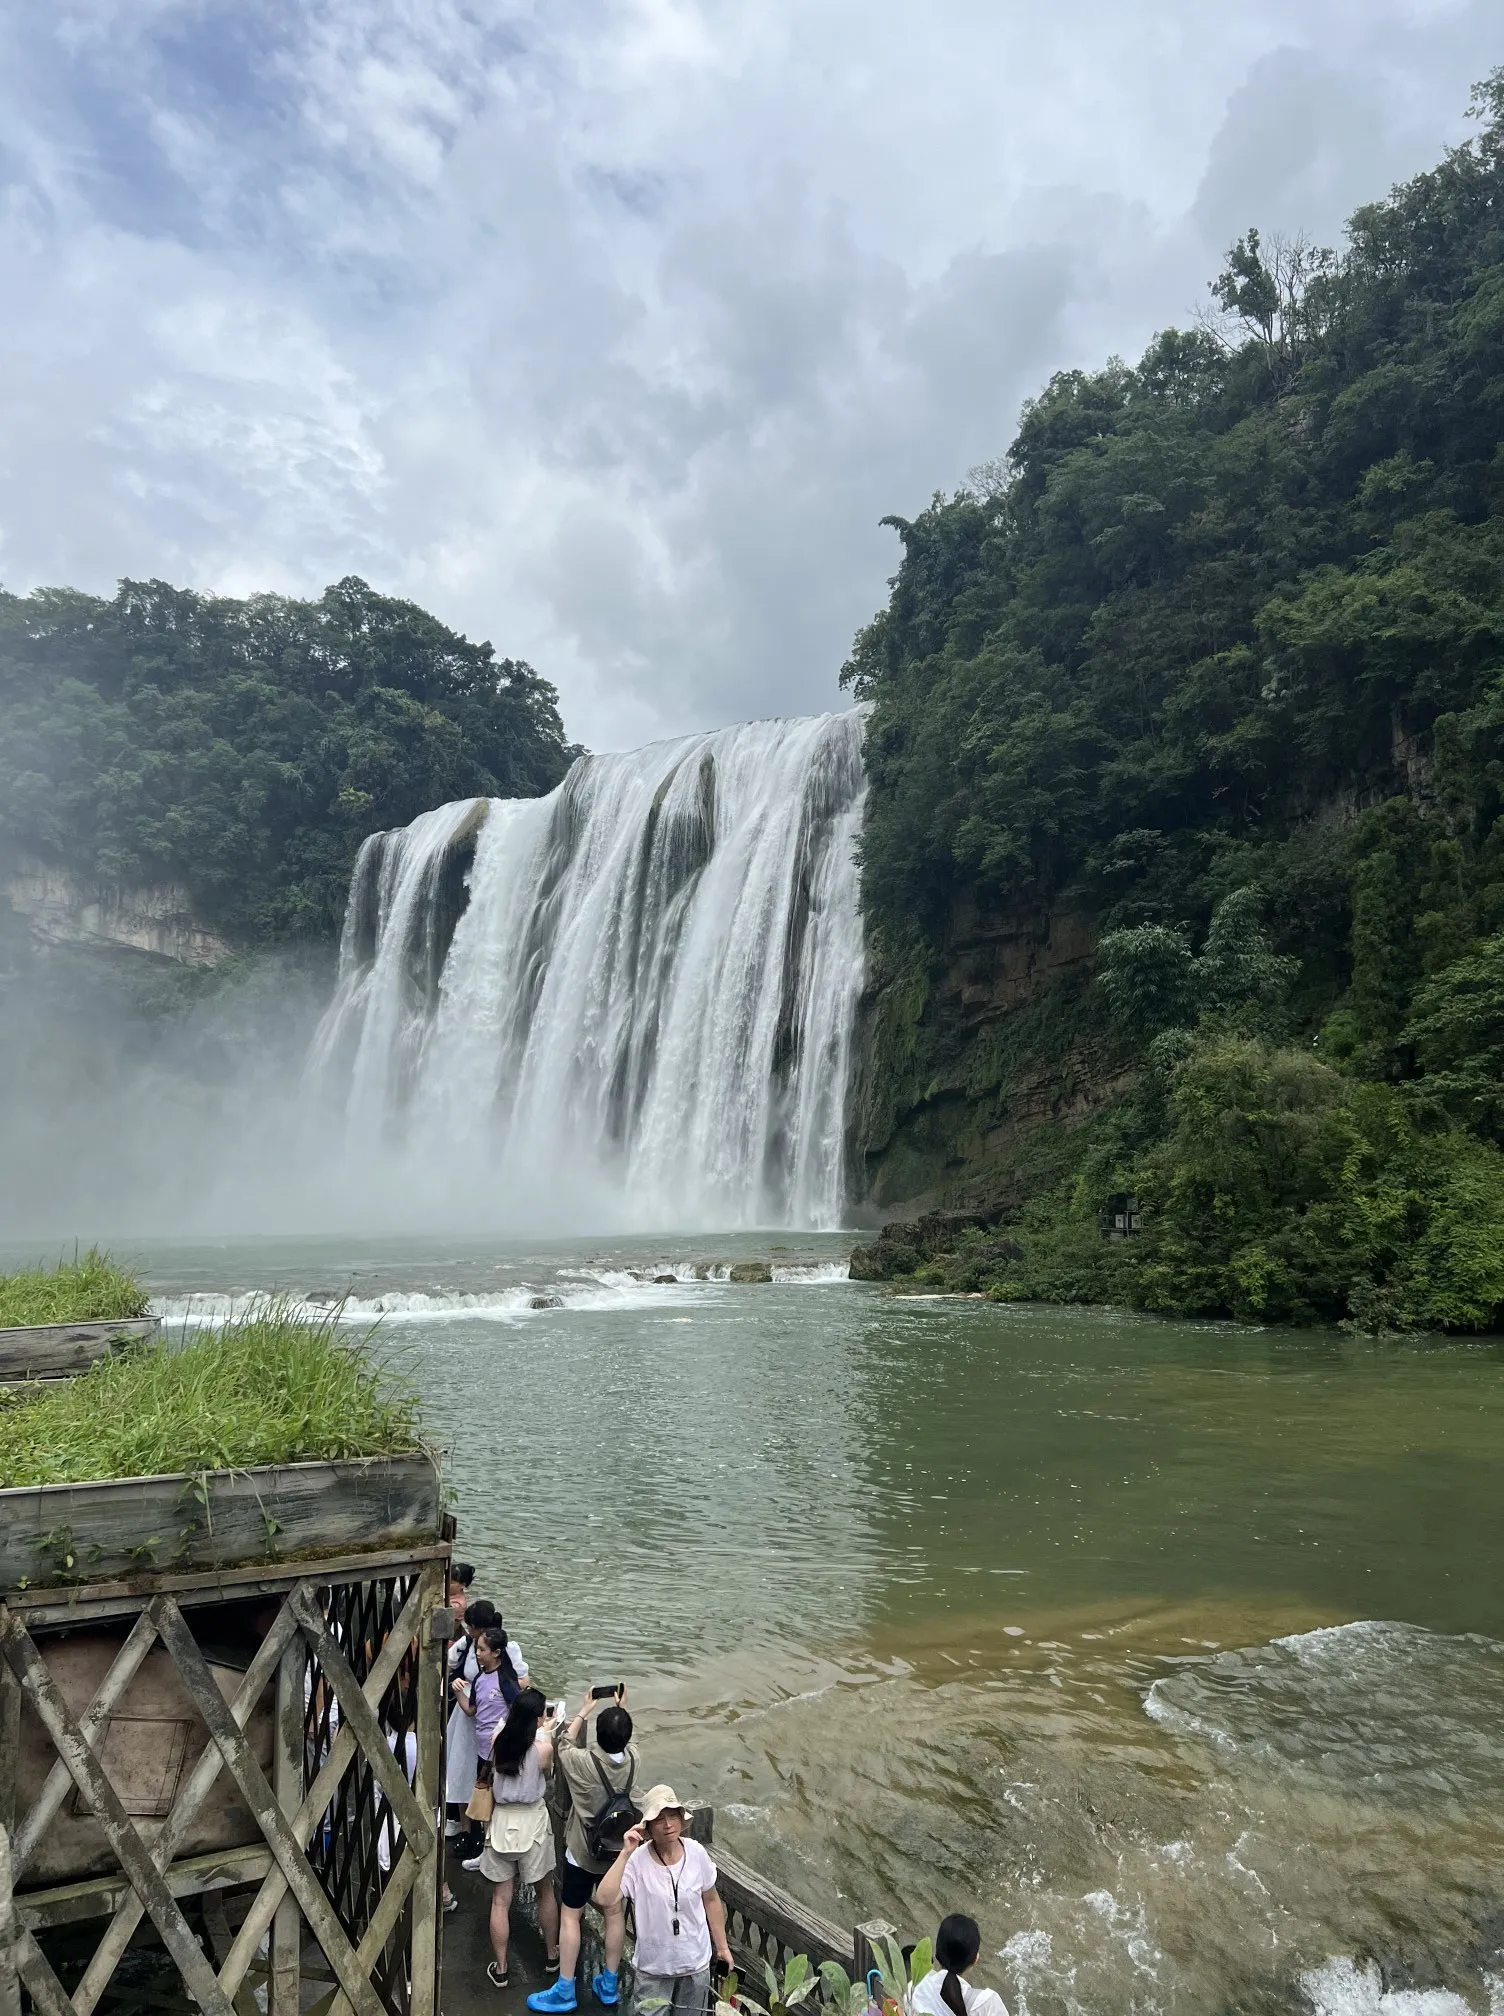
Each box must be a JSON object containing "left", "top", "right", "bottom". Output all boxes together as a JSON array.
[{"left": 560, "top": 1862, "right": 602, "bottom": 1911}]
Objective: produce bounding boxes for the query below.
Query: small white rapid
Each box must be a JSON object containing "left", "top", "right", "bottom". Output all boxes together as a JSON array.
[{"left": 308, "top": 711, "right": 867, "bottom": 1230}]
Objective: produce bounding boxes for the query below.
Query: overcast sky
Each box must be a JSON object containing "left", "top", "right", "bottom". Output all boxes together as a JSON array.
[{"left": 0, "top": 3, "right": 1498, "bottom": 750}]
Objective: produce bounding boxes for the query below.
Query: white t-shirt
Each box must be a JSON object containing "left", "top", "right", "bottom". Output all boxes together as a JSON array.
[
  {"left": 909, "top": 1971, "right": 1007, "bottom": 2016},
  {"left": 619, "top": 1838, "right": 718, "bottom": 1977}
]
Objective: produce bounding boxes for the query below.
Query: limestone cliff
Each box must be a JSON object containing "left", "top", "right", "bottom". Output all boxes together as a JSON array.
[{"left": 4, "top": 861, "right": 232, "bottom": 967}]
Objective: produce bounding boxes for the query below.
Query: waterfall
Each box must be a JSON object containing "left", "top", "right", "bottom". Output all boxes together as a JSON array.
[{"left": 309, "top": 711, "right": 867, "bottom": 1230}]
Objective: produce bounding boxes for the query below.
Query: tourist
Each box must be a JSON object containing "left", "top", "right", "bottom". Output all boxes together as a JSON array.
[
  {"left": 527, "top": 1693, "right": 641, "bottom": 2013},
  {"left": 478, "top": 1687, "right": 561, "bottom": 1989},
  {"left": 449, "top": 1563, "right": 475, "bottom": 1623},
  {"left": 445, "top": 1597, "right": 495, "bottom": 1837},
  {"left": 908, "top": 1917, "right": 1007, "bottom": 2016},
  {"left": 592, "top": 1787, "right": 731, "bottom": 2016},
  {"left": 459, "top": 1627, "right": 524, "bottom": 1868}
]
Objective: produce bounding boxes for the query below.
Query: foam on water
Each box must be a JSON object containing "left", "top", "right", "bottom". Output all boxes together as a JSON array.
[
  {"left": 1300, "top": 1958, "right": 1478, "bottom": 2016},
  {"left": 152, "top": 1259, "right": 851, "bottom": 1328},
  {"left": 1143, "top": 1619, "right": 1504, "bottom": 1804}
]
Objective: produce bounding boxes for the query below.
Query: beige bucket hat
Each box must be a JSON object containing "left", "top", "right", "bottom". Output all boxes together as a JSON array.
[{"left": 638, "top": 1784, "right": 687, "bottom": 1823}]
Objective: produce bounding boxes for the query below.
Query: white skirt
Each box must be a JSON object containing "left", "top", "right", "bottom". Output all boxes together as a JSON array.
[{"left": 445, "top": 1701, "right": 479, "bottom": 1806}]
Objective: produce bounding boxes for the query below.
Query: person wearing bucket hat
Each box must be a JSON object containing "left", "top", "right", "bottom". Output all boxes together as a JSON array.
[{"left": 593, "top": 1787, "right": 732, "bottom": 2016}]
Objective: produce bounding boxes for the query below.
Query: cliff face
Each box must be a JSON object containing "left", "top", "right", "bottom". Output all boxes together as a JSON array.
[
  {"left": 855, "top": 897, "right": 1128, "bottom": 1215},
  {"left": 4, "top": 861, "right": 233, "bottom": 967}
]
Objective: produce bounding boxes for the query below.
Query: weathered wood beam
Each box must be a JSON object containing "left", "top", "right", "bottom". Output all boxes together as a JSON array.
[
  {"left": 202, "top": 1892, "right": 262, "bottom": 2016},
  {"left": 0, "top": 1454, "right": 441, "bottom": 1594},
  {"left": 269, "top": 1635, "right": 304, "bottom": 2016},
  {"left": 215, "top": 1579, "right": 427, "bottom": 2000},
  {"left": 0, "top": 1823, "right": 19, "bottom": 2016},
  {"left": 149, "top": 1596, "right": 386, "bottom": 2016},
  {"left": 0, "top": 1319, "right": 158, "bottom": 1384},
  {"left": 65, "top": 1592, "right": 300, "bottom": 2016},
  {"left": 407, "top": 1557, "right": 445, "bottom": 2016},
  {"left": 286, "top": 1585, "right": 428, "bottom": 1844},
  {"left": 9, "top": 1606, "right": 160, "bottom": 1880},
  {"left": 326, "top": 1838, "right": 422, "bottom": 2016},
  {"left": 7, "top": 1542, "right": 449, "bottom": 1629},
  {"left": 853, "top": 1920, "right": 899, "bottom": 1996},
  {"left": 0, "top": 1609, "right": 236, "bottom": 2016},
  {"left": 0, "top": 1664, "right": 18, "bottom": 1846},
  {"left": 15, "top": 1845, "right": 274, "bottom": 1933},
  {"left": 13, "top": 1922, "right": 77, "bottom": 2016}
]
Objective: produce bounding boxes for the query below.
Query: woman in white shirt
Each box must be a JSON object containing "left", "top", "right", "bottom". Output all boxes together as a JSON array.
[
  {"left": 908, "top": 1916, "right": 1007, "bottom": 2016},
  {"left": 594, "top": 1785, "right": 732, "bottom": 2016}
]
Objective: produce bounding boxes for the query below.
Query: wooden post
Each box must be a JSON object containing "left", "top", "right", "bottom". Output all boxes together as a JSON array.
[
  {"left": 9, "top": 1606, "right": 159, "bottom": 1880},
  {"left": 271, "top": 1629, "right": 306, "bottom": 2016},
  {"left": 0, "top": 1663, "right": 18, "bottom": 1845},
  {"left": 853, "top": 1920, "right": 897, "bottom": 2000},
  {"left": 0, "top": 1823, "right": 20, "bottom": 2016},
  {"left": 409, "top": 1558, "right": 445, "bottom": 2016}
]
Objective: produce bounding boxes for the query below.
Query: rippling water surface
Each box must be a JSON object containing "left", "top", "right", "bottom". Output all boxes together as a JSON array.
[{"left": 49, "top": 1232, "right": 1504, "bottom": 2015}]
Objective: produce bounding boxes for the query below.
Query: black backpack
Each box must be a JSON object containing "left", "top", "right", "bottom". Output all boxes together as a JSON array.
[{"left": 584, "top": 1752, "right": 641, "bottom": 1862}]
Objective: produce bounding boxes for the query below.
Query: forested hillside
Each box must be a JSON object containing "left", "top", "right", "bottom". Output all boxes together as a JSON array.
[
  {"left": 0, "top": 575, "right": 572, "bottom": 942},
  {"left": 849, "top": 73, "right": 1504, "bottom": 1332}
]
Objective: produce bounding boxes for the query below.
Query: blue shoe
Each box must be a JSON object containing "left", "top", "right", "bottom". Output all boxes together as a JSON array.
[
  {"left": 592, "top": 1973, "right": 619, "bottom": 2008},
  {"left": 528, "top": 1984, "right": 578, "bottom": 2014}
]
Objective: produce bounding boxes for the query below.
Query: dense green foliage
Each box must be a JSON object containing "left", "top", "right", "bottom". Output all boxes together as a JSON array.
[
  {"left": 0, "top": 1300, "right": 423, "bottom": 1486},
  {"left": 848, "top": 77, "right": 1504, "bottom": 1331},
  {"left": 0, "top": 1249, "right": 151, "bottom": 1329},
  {"left": 0, "top": 575, "right": 573, "bottom": 942}
]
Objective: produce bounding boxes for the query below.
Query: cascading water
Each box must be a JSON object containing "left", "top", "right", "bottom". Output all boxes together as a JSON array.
[{"left": 308, "top": 711, "right": 867, "bottom": 1230}]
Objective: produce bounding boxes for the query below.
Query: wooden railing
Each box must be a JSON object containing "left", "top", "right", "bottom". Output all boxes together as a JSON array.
[{"left": 687, "top": 1810, "right": 898, "bottom": 1991}]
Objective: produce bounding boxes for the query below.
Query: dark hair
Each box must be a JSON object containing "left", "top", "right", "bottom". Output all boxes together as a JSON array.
[
  {"left": 596, "top": 1704, "right": 633, "bottom": 1753},
  {"left": 492, "top": 1686, "right": 547, "bottom": 1777},
  {"left": 480, "top": 1626, "right": 521, "bottom": 1701},
  {"left": 466, "top": 1599, "right": 499, "bottom": 1633},
  {"left": 452, "top": 1562, "right": 475, "bottom": 1586},
  {"left": 934, "top": 1917, "right": 980, "bottom": 2016}
]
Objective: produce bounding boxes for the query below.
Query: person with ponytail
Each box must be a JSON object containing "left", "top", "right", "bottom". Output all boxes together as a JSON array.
[
  {"left": 476, "top": 1687, "right": 561, "bottom": 1989},
  {"left": 908, "top": 1915, "right": 1008, "bottom": 2016}
]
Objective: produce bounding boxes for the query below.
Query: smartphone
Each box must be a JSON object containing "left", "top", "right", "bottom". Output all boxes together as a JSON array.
[{"left": 590, "top": 1683, "right": 622, "bottom": 1700}]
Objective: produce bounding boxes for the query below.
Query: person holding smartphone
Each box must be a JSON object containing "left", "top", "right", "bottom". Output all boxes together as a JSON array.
[
  {"left": 592, "top": 1787, "right": 732, "bottom": 2016},
  {"left": 529, "top": 1688, "right": 639, "bottom": 2013}
]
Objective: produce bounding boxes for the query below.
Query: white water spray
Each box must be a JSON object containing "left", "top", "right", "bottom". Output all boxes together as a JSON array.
[{"left": 309, "top": 712, "right": 867, "bottom": 1229}]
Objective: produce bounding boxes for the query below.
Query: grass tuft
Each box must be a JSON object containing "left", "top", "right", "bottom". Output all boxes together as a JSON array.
[
  {"left": 0, "top": 1248, "right": 152, "bottom": 1330},
  {"left": 0, "top": 1297, "right": 425, "bottom": 1489}
]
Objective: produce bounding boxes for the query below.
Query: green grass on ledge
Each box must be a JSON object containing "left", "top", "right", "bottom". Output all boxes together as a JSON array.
[
  {"left": 0, "top": 1248, "right": 152, "bottom": 1329},
  {"left": 0, "top": 1298, "right": 425, "bottom": 1489}
]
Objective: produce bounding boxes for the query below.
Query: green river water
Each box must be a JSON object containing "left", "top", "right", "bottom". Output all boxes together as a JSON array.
[{"left": 37, "top": 1233, "right": 1504, "bottom": 2016}]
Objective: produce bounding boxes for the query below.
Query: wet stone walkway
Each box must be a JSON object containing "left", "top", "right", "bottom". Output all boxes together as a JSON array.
[{"left": 439, "top": 1838, "right": 607, "bottom": 2016}]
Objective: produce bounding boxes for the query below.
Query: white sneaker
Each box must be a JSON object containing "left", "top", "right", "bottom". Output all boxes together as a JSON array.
[{"left": 461, "top": 1854, "right": 485, "bottom": 1873}]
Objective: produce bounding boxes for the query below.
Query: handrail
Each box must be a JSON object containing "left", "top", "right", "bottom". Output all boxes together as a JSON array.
[{"left": 686, "top": 1808, "right": 899, "bottom": 1990}]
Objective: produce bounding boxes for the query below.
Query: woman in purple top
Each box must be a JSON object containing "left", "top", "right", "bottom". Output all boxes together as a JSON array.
[{"left": 454, "top": 1627, "right": 522, "bottom": 1861}]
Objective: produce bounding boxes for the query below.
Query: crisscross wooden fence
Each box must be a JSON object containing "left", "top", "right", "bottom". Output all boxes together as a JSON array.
[{"left": 0, "top": 1456, "right": 448, "bottom": 2016}]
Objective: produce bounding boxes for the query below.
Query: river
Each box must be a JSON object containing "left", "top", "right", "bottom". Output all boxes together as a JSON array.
[{"left": 99, "top": 1234, "right": 1504, "bottom": 2013}]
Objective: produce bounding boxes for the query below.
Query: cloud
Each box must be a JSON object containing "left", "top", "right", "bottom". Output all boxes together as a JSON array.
[{"left": 0, "top": 0, "right": 1498, "bottom": 750}]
